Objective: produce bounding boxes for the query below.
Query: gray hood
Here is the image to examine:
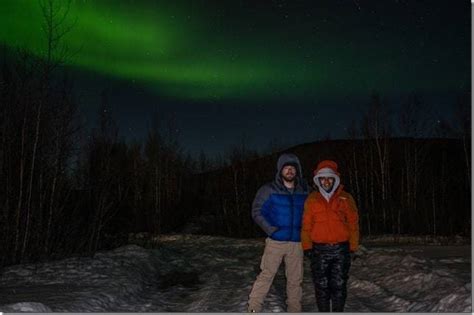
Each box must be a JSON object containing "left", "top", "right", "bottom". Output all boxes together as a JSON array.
[
  {"left": 314, "top": 167, "right": 340, "bottom": 201},
  {"left": 275, "top": 153, "right": 303, "bottom": 186}
]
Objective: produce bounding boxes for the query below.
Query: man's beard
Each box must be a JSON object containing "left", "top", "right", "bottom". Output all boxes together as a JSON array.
[{"left": 282, "top": 174, "right": 296, "bottom": 182}]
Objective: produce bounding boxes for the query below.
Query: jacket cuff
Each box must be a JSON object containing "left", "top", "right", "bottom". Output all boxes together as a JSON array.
[{"left": 267, "top": 226, "right": 278, "bottom": 236}]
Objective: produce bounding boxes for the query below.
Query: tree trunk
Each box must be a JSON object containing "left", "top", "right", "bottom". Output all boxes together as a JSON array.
[
  {"left": 14, "top": 107, "right": 27, "bottom": 261},
  {"left": 431, "top": 181, "right": 436, "bottom": 236},
  {"left": 44, "top": 152, "right": 59, "bottom": 255},
  {"left": 463, "top": 135, "right": 471, "bottom": 189},
  {"left": 21, "top": 99, "right": 42, "bottom": 262}
]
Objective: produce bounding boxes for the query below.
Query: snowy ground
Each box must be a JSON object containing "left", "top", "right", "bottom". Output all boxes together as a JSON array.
[{"left": 0, "top": 234, "right": 471, "bottom": 312}]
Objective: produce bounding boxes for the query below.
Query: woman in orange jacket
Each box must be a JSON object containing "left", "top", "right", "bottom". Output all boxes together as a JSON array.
[{"left": 301, "top": 160, "right": 359, "bottom": 312}]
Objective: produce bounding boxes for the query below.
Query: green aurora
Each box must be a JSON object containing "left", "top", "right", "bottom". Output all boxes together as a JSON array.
[{"left": 0, "top": 0, "right": 469, "bottom": 101}]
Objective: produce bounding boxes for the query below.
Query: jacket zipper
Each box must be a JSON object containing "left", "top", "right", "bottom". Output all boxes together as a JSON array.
[{"left": 290, "top": 191, "right": 294, "bottom": 241}]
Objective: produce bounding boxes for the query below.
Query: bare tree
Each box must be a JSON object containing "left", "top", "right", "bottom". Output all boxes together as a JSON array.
[
  {"left": 145, "top": 117, "right": 163, "bottom": 234},
  {"left": 453, "top": 92, "right": 471, "bottom": 189},
  {"left": 20, "top": 0, "right": 74, "bottom": 262},
  {"left": 346, "top": 120, "right": 363, "bottom": 231},
  {"left": 396, "top": 94, "right": 430, "bottom": 235},
  {"left": 87, "top": 91, "right": 120, "bottom": 254},
  {"left": 362, "top": 94, "right": 392, "bottom": 232},
  {"left": 43, "top": 75, "right": 77, "bottom": 256}
]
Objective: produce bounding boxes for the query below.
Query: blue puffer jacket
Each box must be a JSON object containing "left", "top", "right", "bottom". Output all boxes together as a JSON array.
[{"left": 251, "top": 153, "right": 309, "bottom": 242}]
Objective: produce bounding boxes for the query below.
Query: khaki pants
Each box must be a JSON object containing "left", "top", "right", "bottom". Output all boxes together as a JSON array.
[{"left": 248, "top": 238, "right": 304, "bottom": 312}]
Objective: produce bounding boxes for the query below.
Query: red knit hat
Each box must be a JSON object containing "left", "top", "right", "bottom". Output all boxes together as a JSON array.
[{"left": 313, "top": 160, "right": 340, "bottom": 177}]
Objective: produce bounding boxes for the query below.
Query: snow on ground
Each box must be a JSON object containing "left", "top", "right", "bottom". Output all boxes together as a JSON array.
[{"left": 0, "top": 235, "right": 471, "bottom": 312}]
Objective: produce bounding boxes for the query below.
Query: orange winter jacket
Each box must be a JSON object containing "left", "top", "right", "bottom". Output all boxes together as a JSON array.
[{"left": 301, "top": 186, "right": 359, "bottom": 252}]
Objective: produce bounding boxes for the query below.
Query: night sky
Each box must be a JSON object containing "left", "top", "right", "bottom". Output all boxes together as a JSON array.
[{"left": 1, "top": 0, "right": 470, "bottom": 156}]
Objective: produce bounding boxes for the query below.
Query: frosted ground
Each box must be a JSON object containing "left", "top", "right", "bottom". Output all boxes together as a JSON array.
[{"left": 0, "top": 234, "right": 470, "bottom": 312}]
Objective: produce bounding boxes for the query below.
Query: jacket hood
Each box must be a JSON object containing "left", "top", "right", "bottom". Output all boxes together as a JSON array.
[
  {"left": 275, "top": 153, "right": 303, "bottom": 186},
  {"left": 313, "top": 160, "right": 340, "bottom": 201}
]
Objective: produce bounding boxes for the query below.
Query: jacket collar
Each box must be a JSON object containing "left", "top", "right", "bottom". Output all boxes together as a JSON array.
[{"left": 316, "top": 185, "right": 344, "bottom": 203}]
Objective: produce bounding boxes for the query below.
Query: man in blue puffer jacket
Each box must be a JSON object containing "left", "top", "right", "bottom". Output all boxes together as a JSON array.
[{"left": 247, "top": 153, "right": 309, "bottom": 313}]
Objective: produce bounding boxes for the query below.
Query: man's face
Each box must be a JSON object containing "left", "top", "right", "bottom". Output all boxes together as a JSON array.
[
  {"left": 281, "top": 165, "right": 297, "bottom": 182},
  {"left": 318, "top": 176, "right": 335, "bottom": 192}
]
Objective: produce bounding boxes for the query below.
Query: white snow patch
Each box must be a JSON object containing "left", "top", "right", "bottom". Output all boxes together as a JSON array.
[
  {"left": 1, "top": 302, "right": 52, "bottom": 312},
  {"left": 0, "top": 235, "right": 470, "bottom": 312}
]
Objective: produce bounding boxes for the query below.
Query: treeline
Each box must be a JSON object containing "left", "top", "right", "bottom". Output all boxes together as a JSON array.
[
  {"left": 1, "top": 46, "right": 470, "bottom": 268},
  {"left": 195, "top": 93, "right": 471, "bottom": 239},
  {"left": 0, "top": 0, "right": 196, "bottom": 266},
  {"left": 0, "top": 49, "right": 197, "bottom": 266},
  {"left": 0, "top": 0, "right": 80, "bottom": 267},
  {"left": 1, "top": 41, "right": 470, "bottom": 269}
]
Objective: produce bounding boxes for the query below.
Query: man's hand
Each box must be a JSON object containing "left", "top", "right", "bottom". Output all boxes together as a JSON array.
[
  {"left": 269, "top": 226, "right": 279, "bottom": 237},
  {"left": 304, "top": 249, "right": 313, "bottom": 259}
]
